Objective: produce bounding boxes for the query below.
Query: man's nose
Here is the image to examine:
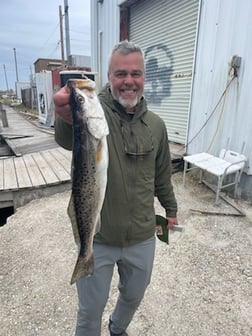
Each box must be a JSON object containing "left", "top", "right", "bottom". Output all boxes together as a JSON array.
[{"left": 123, "top": 74, "right": 134, "bottom": 84}]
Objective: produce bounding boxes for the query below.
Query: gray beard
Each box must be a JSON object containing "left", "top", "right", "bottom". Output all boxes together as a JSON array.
[{"left": 117, "top": 96, "right": 139, "bottom": 111}]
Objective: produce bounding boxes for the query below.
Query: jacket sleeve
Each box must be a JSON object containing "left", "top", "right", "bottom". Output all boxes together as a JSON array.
[
  {"left": 54, "top": 116, "right": 73, "bottom": 151},
  {"left": 154, "top": 124, "right": 178, "bottom": 218}
]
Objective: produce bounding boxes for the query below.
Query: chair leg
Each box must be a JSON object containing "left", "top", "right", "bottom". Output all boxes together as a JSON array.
[
  {"left": 183, "top": 161, "right": 188, "bottom": 186},
  {"left": 214, "top": 176, "right": 223, "bottom": 206},
  {"left": 234, "top": 170, "right": 241, "bottom": 198},
  {"left": 199, "top": 169, "right": 203, "bottom": 183}
]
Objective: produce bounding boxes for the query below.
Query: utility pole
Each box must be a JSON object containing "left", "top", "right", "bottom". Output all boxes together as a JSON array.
[
  {"left": 64, "top": 0, "right": 71, "bottom": 64},
  {"left": 59, "top": 5, "right": 65, "bottom": 64},
  {"left": 13, "top": 47, "right": 19, "bottom": 82},
  {"left": 3, "top": 64, "right": 9, "bottom": 91}
]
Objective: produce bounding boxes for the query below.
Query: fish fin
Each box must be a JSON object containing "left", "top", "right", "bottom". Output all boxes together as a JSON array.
[
  {"left": 67, "top": 195, "right": 80, "bottom": 245},
  {"left": 70, "top": 255, "right": 94, "bottom": 285}
]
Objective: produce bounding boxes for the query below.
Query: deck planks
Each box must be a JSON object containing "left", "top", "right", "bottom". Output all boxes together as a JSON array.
[
  {"left": 22, "top": 154, "right": 46, "bottom": 187},
  {"left": 0, "top": 148, "right": 72, "bottom": 192},
  {"left": 0, "top": 106, "right": 73, "bottom": 209},
  {"left": 3, "top": 158, "right": 18, "bottom": 190},
  {"left": 14, "top": 156, "right": 32, "bottom": 188},
  {"left": 55, "top": 147, "right": 72, "bottom": 171},
  {"left": 40, "top": 149, "right": 71, "bottom": 182},
  {"left": 31, "top": 152, "right": 59, "bottom": 185}
]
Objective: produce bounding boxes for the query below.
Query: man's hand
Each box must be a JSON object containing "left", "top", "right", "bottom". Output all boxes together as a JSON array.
[
  {"left": 167, "top": 217, "right": 178, "bottom": 230},
  {"left": 54, "top": 86, "right": 72, "bottom": 124}
]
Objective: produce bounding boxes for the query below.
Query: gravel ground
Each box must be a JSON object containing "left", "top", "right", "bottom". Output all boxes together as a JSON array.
[{"left": 1, "top": 171, "right": 252, "bottom": 336}]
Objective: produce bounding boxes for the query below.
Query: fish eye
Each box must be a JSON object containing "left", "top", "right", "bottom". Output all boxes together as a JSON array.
[{"left": 78, "top": 96, "right": 84, "bottom": 103}]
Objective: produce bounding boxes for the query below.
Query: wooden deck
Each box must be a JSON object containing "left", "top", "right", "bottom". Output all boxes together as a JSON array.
[{"left": 0, "top": 106, "right": 72, "bottom": 210}]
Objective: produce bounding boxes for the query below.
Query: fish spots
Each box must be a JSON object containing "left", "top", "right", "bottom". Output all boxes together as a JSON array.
[{"left": 67, "top": 78, "right": 108, "bottom": 284}]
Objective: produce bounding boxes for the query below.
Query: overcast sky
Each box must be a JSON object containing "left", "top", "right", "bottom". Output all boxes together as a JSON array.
[{"left": 0, "top": 0, "right": 91, "bottom": 91}]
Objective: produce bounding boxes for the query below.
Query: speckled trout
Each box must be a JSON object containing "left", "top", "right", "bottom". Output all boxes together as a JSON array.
[{"left": 67, "top": 78, "right": 109, "bottom": 285}]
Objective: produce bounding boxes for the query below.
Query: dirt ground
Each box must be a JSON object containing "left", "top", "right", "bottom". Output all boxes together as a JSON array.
[{"left": 1, "top": 171, "right": 252, "bottom": 336}]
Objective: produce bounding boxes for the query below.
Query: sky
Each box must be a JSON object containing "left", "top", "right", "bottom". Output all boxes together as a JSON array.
[{"left": 0, "top": 0, "right": 91, "bottom": 91}]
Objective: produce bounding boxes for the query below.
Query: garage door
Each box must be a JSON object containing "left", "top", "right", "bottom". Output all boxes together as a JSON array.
[{"left": 129, "top": 0, "right": 199, "bottom": 144}]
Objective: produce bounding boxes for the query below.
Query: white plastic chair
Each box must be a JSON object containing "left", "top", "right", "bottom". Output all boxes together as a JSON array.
[{"left": 183, "top": 149, "right": 247, "bottom": 204}]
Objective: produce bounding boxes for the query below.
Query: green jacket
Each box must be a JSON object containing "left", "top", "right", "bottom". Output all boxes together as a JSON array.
[{"left": 55, "top": 84, "right": 177, "bottom": 247}]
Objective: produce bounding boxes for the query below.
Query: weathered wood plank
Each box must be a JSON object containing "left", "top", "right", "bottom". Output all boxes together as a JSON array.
[
  {"left": 56, "top": 147, "right": 72, "bottom": 171},
  {"left": 54, "top": 148, "right": 71, "bottom": 170},
  {"left": 0, "top": 106, "right": 57, "bottom": 155},
  {"left": 3, "top": 158, "right": 18, "bottom": 190},
  {"left": 0, "top": 109, "right": 9, "bottom": 127},
  {"left": 40, "top": 149, "right": 70, "bottom": 181},
  {"left": 57, "top": 146, "right": 72, "bottom": 158},
  {"left": 22, "top": 154, "right": 46, "bottom": 187},
  {"left": 4, "top": 138, "right": 22, "bottom": 157},
  {"left": 14, "top": 156, "right": 32, "bottom": 188},
  {"left": 31, "top": 152, "right": 59, "bottom": 184}
]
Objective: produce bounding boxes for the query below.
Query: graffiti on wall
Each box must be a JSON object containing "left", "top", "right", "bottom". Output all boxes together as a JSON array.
[
  {"left": 39, "top": 93, "right": 46, "bottom": 115},
  {"left": 144, "top": 43, "right": 174, "bottom": 106}
]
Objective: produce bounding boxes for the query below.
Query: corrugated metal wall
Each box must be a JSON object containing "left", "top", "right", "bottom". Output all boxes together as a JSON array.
[
  {"left": 188, "top": 0, "right": 252, "bottom": 176},
  {"left": 91, "top": 0, "right": 120, "bottom": 88},
  {"left": 128, "top": 0, "right": 199, "bottom": 144}
]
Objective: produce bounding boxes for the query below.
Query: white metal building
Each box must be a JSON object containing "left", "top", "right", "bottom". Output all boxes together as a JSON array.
[
  {"left": 188, "top": 0, "right": 252, "bottom": 199},
  {"left": 91, "top": 0, "right": 252, "bottom": 200}
]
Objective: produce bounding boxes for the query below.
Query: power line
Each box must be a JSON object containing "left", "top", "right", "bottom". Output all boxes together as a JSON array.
[
  {"left": 184, "top": 75, "right": 236, "bottom": 151},
  {"left": 39, "top": 22, "right": 60, "bottom": 51}
]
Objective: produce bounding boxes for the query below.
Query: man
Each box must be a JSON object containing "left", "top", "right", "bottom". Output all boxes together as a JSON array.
[{"left": 54, "top": 40, "right": 178, "bottom": 336}]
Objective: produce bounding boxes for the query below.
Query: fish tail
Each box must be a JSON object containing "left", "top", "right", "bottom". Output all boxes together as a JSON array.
[{"left": 70, "top": 255, "right": 94, "bottom": 285}]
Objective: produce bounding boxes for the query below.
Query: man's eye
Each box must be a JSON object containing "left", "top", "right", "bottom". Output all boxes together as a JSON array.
[
  {"left": 115, "top": 72, "right": 126, "bottom": 78},
  {"left": 114, "top": 71, "right": 142, "bottom": 78},
  {"left": 132, "top": 72, "right": 142, "bottom": 77}
]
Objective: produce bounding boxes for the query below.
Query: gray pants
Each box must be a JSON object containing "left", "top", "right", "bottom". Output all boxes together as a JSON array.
[{"left": 75, "top": 236, "right": 156, "bottom": 336}]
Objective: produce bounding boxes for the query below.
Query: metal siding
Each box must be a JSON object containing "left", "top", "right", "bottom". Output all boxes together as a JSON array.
[
  {"left": 91, "top": 0, "right": 120, "bottom": 87},
  {"left": 129, "top": 0, "right": 199, "bottom": 144},
  {"left": 188, "top": 0, "right": 252, "bottom": 175}
]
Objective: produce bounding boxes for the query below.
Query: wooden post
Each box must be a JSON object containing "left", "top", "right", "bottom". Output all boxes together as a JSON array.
[{"left": 0, "top": 105, "right": 9, "bottom": 128}]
